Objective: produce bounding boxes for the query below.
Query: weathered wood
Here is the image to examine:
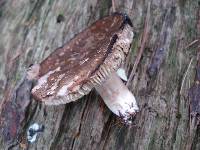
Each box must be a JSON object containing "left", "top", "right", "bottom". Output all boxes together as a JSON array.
[{"left": 0, "top": 0, "right": 200, "bottom": 149}]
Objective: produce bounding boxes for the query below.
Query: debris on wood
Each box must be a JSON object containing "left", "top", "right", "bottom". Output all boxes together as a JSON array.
[
  {"left": 27, "top": 123, "right": 44, "bottom": 143},
  {"left": 184, "top": 39, "right": 199, "bottom": 50}
]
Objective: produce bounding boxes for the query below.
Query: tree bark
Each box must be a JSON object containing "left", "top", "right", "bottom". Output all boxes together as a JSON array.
[{"left": 0, "top": 0, "right": 200, "bottom": 149}]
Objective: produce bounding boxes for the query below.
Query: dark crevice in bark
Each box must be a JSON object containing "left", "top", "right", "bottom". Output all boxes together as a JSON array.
[
  {"left": 26, "top": 0, "right": 45, "bottom": 22},
  {"left": 49, "top": 105, "right": 69, "bottom": 150},
  {"left": 70, "top": 135, "right": 76, "bottom": 150},
  {"left": 0, "top": 77, "right": 32, "bottom": 142},
  {"left": 101, "top": 115, "right": 114, "bottom": 150},
  {"left": 191, "top": 126, "right": 200, "bottom": 150},
  {"left": 86, "top": 5, "right": 97, "bottom": 26},
  {"left": 0, "top": 0, "right": 6, "bottom": 21},
  {"left": 49, "top": 107, "right": 67, "bottom": 150},
  {"left": 169, "top": 73, "right": 186, "bottom": 148},
  {"left": 70, "top": 99, "right": 90, "bottom": 150},
  {"left": 49, "top": 105, "right": 71, "bottom": 149},
  {"left": 22, "top": 101, "right": 39, "bottom": 130}
]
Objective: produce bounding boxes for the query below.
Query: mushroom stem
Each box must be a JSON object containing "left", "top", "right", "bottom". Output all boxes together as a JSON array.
[{"left": 95, "top": 72, "right": 139, "bottom": 123}]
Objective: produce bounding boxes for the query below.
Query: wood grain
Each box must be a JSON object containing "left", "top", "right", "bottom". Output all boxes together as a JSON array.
[{"left": 0, "top": 0, "right": 199, "bottom": 149}]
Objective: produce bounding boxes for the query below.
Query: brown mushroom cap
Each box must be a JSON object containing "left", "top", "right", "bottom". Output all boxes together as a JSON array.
[{"left": 31, "top": 13, "right": 134, "bottom": 105}]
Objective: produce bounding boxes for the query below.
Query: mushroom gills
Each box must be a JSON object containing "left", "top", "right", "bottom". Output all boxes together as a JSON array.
[{"left": 95, "top": 72, "right": 139, "bottom": 123}]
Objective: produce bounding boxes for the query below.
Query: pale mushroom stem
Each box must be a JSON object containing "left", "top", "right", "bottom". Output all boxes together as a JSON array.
[{"left": 95, "top": 72, "right": 139, "bottom": 123}]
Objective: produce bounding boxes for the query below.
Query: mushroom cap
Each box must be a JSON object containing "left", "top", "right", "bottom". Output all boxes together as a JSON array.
[{"left": 31, "top": 13, "right": 134, "bottom": 105}]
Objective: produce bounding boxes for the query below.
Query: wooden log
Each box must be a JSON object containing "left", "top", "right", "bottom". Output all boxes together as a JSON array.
[{"left": 0, "top": 0, "right": 200, "bottom": 149}]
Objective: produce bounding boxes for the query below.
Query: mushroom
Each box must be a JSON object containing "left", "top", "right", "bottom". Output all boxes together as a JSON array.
[{"left": 29, "top": 13, "right": 139, "bottom": 123}]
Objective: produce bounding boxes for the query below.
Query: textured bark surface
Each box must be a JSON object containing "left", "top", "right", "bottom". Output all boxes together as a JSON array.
[{"left": 0, "top": 0, "right": 200, "bottom": 149}]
